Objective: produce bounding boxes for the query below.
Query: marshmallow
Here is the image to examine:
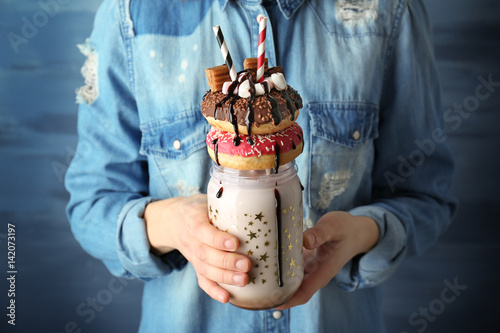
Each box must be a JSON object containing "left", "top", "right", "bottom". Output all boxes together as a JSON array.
[
  {"left": 238, "top": 80, "right": 252, "bottom": 98},
  {"left": 254, "top": 83, "right": 265, "bottom": 96},
  {"left": 271, "top": 73, "right": 287, "bottom": 91},
  {"left": 222, "top": 81, "right": 238, "bottom": 95},
  {"left": 263, "top": 77, "right": 274, "bottom": 91}
]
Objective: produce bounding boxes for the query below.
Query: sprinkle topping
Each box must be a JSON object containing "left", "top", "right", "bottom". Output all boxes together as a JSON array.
[{"left": 207, "top": 123, "right": 303, "bottom": 157}]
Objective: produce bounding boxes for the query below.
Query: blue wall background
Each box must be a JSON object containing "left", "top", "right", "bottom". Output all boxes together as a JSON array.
[{"left": 0, "top": 0, "right": 499, "bottom": 332}]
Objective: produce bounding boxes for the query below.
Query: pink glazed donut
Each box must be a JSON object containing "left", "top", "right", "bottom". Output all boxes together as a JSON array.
[{"left": 206, "top": 123, "right": 304, "bottom": 171}]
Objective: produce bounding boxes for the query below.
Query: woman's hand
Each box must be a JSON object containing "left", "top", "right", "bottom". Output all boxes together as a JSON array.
[
  {"left": 275, "top": 211, "right": 380, "bottom": 310},
  {"left": 144, "top": 194, "right": 252, "bottom": 304}
]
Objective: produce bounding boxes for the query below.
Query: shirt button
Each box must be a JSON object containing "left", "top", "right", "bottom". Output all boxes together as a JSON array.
[
  {"left": 272, "top": 310, "right": 282, "bottom": 320},
  {"left": 173, "top": 140, "right": 181, "bottom": 150},
  {"left": 352, "top": 130, "right": 361, "bottom": 140}
]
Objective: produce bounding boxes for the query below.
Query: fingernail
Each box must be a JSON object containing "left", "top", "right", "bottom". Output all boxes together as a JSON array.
[
  {"left": 218, "top": 293, "right": 226, "bottom": 303},
  {"left": 306, "top": 233, "right": 316, "bottom": 248},
  {"left": 233, "top": 274, "right": 244, "bottom": 285},
  {"left": 236, "top": 259, "right": 248, "bottom": 271},
  {"left": 224, "top": 239, "right": 236, "bottom": 250}
]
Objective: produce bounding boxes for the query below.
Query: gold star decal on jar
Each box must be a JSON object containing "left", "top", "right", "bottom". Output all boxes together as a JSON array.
[
  {"left": 259, "top": 252, "right": 269, "bottom": 262},
  {"left": 255, "top": 212, "right": 264, "bottom": 221},
  {"left": 289, "top": 257, "right": 296, "bottom": 269},
  {"left": 262, "top": 279, "right": 267, "bottom": 284},
  {"left": 247, "top": 250, "right": 254, "bottom": 256},
  {"left": 249, "top": 275, "right": 256, "bottom": 284},
  {"left": 288, "top": 243, "right": 293, "bottom": 251},
  {"left": 248, "top": 221, "right": 254, "bottom": 226},
  {"left": 247, "top": 230, "right": 257, "bottom": 240}
]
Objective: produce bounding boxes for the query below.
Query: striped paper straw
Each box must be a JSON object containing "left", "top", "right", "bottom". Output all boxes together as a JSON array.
[
  {"left": 256, "top": 16, "right": 267, "bottom": 83},
  {"left": 212, "top": 25, "right": 237, "bottom": 82}
]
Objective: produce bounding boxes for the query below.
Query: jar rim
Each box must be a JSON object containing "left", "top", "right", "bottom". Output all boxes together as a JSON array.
[{"left": 210, "top": 160, "right": 298, "bottom": 184}]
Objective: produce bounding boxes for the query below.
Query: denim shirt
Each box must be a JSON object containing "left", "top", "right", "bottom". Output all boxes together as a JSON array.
[{"left": 65, "top": 0, "right": 457, "bottom": 332}]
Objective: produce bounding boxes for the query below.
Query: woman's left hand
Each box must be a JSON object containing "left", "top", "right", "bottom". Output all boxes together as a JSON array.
[{"left": 275, "top": 211, "right": 380, "bottom": 310}]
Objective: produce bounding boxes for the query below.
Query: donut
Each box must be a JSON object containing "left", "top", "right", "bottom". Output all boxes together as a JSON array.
[
  {"left": 206, "top": 123, "right": 304, "bottom": 171},
  {"left": 200, "top": 71, "right": 303, "bottom": 136}
]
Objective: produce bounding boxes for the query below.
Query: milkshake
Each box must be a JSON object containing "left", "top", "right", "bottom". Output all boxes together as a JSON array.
[{"left": 207, "top": 161, "right": 303, "bottom": 309}]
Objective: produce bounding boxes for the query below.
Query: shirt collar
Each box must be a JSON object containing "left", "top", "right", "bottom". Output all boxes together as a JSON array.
[{"left": 217, "top": 0, "right": 305, "bottom": 19}]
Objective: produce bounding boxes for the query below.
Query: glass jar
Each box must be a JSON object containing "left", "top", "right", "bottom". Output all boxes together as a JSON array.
[{"left": 207, "top": 161, "right": 304, "bottom": 310}]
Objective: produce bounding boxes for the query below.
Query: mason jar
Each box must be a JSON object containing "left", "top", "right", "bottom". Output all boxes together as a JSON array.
[{"left": 207, "top": 160, "right": 304, "bottom": 310}]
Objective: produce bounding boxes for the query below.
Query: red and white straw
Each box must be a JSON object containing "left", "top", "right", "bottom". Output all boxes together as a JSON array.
[{"left": 256, "top": 16, "right": 267, "bottom": 83}]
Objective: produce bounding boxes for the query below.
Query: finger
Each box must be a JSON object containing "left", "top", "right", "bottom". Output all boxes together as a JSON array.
[
  {"left": 276, "top": 245, "right": 343, "bottom": 310},
  {"left": 303, "top": 229, "right": 317, "bottom": 250},
  {"left": 186, "top": 215, "right": 241, "bottom": 252},
  {"left": 303, "top": 226, "right": 330, "bottom": 250},
  {"left": 303, "top": 212, "right": 343, "bottom": 249},
  {"left": 194, "top": 243, "right": 251, "bottom": 272},
  {"left": 275, "top": 255, "right": 334, "bottom": 310},
  {"left": 197, "top": 273, "right": 230, "bottom": 304},
  {"left": 196, "top": 259, "right": 249, "bottom": 287}
]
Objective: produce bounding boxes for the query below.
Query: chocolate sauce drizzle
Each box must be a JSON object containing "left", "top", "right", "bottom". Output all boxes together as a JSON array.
[
  {"left": 216, "top": 187, "right": 224, "bottom": 198},
  {"left": 297, "top": 133, "right": 304, "bottom": 153},
  {"left": 262, "top": 81, "right": 282, "bottom": 126},
  {"left": 275, "top": 188, "right": 284, "bottom": 288},
  {"left": 213, "top": 95, "right": 228, "bottom": 121},
  {"left": 228, "top": 98, "right": 241, "bottom": 146},
  {"left": 245, "top": 76, "right": 256, "bottom": 145},
  {"left": 212, "top": 69, "right": 301, "bottom": 148},
  {"left": 280, "top": 90, "right": 296, "bottom": 121},
  {"left": 268, "top": 93, "right": 282, "bottom": 125},
  {"left": 274, "top": 143, "right": 280, "bottom": 174},
  {"left": 290, "top": 88, "right": 303, "bottom": 109},
  {"left": 211, "top": 138, "right": 220, "bottom": 165}
]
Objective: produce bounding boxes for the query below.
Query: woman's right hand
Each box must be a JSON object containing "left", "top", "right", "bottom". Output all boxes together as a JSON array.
[{"left": 144, "top": 194, "right": 251, "bottom": 303}]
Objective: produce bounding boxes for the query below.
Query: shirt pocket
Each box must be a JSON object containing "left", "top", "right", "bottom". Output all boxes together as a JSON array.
[
  {"left": 307, "top": 0, "right": 393, "bottom": 37},
  {"left": 308, "top": 102, "right": 379, "bottom": 215},
  {"left": 140, "top": 109, "right": 212, "bottom": 198}
]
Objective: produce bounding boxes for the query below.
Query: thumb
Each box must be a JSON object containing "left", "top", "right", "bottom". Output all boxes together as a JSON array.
[
  {"left": 303, "top": 220, "right": 330, "bottom": 250},
  {"left": 303, "top": 212, "right": 345, "bottom": 250}
]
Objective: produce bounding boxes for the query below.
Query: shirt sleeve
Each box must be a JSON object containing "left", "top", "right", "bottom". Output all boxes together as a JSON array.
[
  {"left": 65, "top": 0, "right": 186, "bottom": 280},
  {"left": 335, "top": 0, "right": 458, "bottom": 291}
]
